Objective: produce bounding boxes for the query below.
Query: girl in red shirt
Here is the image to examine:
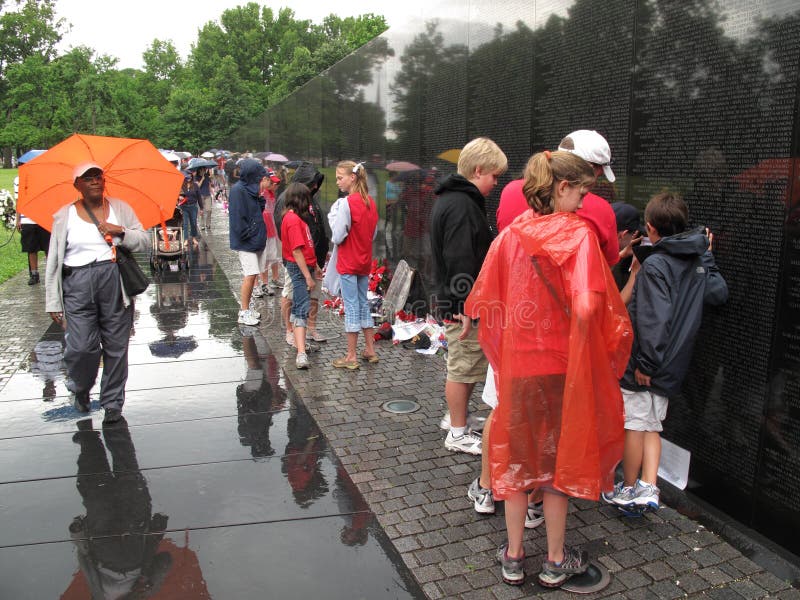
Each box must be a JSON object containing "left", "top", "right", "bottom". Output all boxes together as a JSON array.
[
  {"left": 280, "top": 183, "right": 319, "bottom": 369},
  {"left": 330, "top": 161, "right": 379, "bottom": 370}
]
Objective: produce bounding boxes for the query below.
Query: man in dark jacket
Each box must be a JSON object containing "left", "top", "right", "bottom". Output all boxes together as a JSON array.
[
  {"left": 604, "top": 192, "right": 728, "bottom": 512},
  {"left": 275, "top": 162, "right": 329, "bottom": 344},
  {"left": 430, "top": 137, "right": 507, "bottom": 455},
  {"left": 229, "top": 159, "right": 268, "bottom": 326}
]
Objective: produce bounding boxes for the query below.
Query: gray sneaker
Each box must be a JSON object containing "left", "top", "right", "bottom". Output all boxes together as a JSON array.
[
  {"left": 601, "top": 480, "right": 631, "bottom": 505},
  {"left": 467, "top": 477, "right": 495, "bottom": 514},
  {"left": 538, "top": 545, "right": 588, "bottom": 588},
  {"left": 525, "top": 502, "right": 544, "bottom": 529},
  {"left": 496, "top": 542, "right": 525, "bottom": 586},
  {"left": 295, "top": 352, "right": 309, "bottom": 369},
  {"left": 629, "top": 480, "right": 660, "bottom": 511}
]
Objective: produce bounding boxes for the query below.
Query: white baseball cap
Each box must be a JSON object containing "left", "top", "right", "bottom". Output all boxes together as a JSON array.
[
  {"left": 73, "top": 162, "right": 104, "bottom": 180},
  {"left": 558, "top": 130, "right": 616, "bottom": 183}
]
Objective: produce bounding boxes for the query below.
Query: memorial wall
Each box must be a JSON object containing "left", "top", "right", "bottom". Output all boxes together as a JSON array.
[{"left": 226, "top": 0, "right": 800, "bottom": 557}]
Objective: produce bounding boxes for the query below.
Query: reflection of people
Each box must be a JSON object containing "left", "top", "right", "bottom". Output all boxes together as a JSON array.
[
  {"left": 281, "top": 406, "right": 328, "bottom": 508},
  {"left": 400, "top": 169, "right": 437, "bottom": 281},
  {"left": 29, "top": 338, "right": 64, "bottom": 401},
  {"left": 14, "top": 175, "right": 50, "bottom": 285},
  {"left": 335, "top": 463, "right": 370, "bottom": 546},
  {"left": 45, "top": 163, "right": 149, "bottom": 424},
  {"left": 603, "top": 193, "right": 728, "bottom": 512},
  {"left": 179, "top": 174, "right": 200, "bottom": 249},
  {"left": 430, "top": 137, "right": 507, "bottom": 455},
  {"left": 69, "top": 418, "right": 171, "bottom": 598},
  {"left": 236, "top": 327, "right": 276, "bottom": 457},
  {"left": 464, "top": 151, "right": 631, "bottom": 588},
  {"left": 330, "top": 161, "right": 379, "bottom": 370}
]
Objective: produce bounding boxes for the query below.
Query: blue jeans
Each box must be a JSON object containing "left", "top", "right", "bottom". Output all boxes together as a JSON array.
[
  {"left": 181, "top": 204, "right": 199, "bottom": 240},
  {"left": 340, "top": 273, "right": 372, "bottom": 333},
  {"left": 287, "top": 262, "right": 310, "bottom": 328}
]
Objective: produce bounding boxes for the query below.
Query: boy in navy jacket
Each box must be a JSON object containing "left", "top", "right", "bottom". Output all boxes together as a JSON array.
[{"left": 603, "top": 192, "right": 728, "bottom": 511}]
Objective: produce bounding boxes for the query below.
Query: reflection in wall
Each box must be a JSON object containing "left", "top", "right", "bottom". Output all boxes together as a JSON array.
[{"left": 225, "top": 0, "right": 800, "bottom": 558}]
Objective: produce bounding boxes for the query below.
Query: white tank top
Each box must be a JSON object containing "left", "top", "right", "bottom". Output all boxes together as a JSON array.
[{"left": 64, "top": 203, "right": 119, "bottom": 267}]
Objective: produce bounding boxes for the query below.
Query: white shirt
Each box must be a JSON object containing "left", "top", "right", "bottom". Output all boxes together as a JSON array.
[{"left": 64, "top": 204, "right": 119, "bottom": 266}]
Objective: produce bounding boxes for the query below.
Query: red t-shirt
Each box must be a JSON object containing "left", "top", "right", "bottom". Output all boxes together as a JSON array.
[{"left": 281, "top": 210, "right": 316, "bottom": 266}]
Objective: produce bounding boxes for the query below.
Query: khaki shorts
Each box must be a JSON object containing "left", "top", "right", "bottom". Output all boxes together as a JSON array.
[
  {"left": 622, "top": 387, "right": 668, "bottom": 432},
  {"left": 282, "top": 267, "right": 321, "bottom": 301},
  {"left": 445, "top": 322, "right": 488, "bottom": 383},
  {"left": 238, "top": 249, "right": 266, "bottom": 276}
]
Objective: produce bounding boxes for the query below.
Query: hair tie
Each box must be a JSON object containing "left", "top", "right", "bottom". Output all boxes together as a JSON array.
[
  {"left": 543, "top": 150, "right": 551, "bottom": 160},
  {"left": 352, "top": 162, "right": 364, "bottom": 174}
]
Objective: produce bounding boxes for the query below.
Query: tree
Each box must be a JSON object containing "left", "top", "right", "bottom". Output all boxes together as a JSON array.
[{"left": 0, "top": 0, "right": 64, "bottom": 164}]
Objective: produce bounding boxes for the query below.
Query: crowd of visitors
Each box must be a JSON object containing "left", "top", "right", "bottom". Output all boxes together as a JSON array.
[{"left": 13, "top": 132, "right": 728, "bottom": 589}]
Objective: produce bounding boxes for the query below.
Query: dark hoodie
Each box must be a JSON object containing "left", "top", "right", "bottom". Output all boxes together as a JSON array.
[
  {"left": 228, "top": 159, "right": 267, "bottom": 252},
  {"left": 275, "top": 162, "right": 329, "bottom": 266},
  {"left": 429, "top": 173, "right": 493, "bottom": 320},
  {"left": 621, "top": 226, "right": 728, "bottom": 396}
]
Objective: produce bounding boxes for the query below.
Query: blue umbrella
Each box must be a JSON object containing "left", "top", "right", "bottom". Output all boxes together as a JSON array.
[{"left": 17, "top": 149, "right": 46, "bottom": 164}]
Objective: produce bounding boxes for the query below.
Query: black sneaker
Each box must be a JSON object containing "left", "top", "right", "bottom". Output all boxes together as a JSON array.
[
  {"left": 102, "top": 407, "right": 123, "bottom": 425},
  {"left": 28, "top": 272, "right": 39, "bottom": 285},
  {"left": 538, "top": 546, "right": 589, "bottom": 588}
]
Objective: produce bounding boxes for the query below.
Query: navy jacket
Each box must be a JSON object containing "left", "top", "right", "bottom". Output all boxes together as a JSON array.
[
  {"left": 621, "top": 227, "right": 728, "bottom": 396},
  {"left": 228, "top": 159, "right": 267, "bottom": 252},
  {"left": 429, "top": 174, "right": 493, "bottom": 320}
]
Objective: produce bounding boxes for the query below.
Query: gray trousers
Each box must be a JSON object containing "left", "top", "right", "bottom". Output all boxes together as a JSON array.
[{"left": 62, "top": 260, "right": 133, "bottom": 410}]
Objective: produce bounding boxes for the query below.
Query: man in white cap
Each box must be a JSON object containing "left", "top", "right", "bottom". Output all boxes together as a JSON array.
[{"left": 558, "top": 130, "right": 620, "bottom": 266}]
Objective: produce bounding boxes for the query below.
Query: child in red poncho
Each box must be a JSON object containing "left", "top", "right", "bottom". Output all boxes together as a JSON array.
[{"left": 464, "top": 150, "right": 632, "bottom": 588}]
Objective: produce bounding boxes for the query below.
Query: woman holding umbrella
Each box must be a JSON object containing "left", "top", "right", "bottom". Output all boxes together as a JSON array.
[{"left": 45, "top": 163, "right": 149, "bottom": 424}]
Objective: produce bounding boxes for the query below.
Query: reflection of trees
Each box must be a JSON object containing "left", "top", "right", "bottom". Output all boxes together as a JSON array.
[{"left": 390, "top": 21, "right": 468, "bottom": 164}]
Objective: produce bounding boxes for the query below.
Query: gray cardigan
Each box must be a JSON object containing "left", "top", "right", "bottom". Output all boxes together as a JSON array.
[{"left": 45, "top": 198, "right": 150, "bottom": 312}]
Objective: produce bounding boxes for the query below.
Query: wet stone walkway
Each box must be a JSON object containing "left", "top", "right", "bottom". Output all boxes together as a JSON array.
[{"left": 0, "top": 206, "right": 798, "bottom": 598}]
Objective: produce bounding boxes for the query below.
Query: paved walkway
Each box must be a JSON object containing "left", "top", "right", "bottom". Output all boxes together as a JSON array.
[{"left": 1, "top": 207, "right": 799, "bottom": 598}]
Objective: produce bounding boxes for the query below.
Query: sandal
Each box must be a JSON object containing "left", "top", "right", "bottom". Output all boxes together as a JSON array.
[
  {"left": 332, "top": 357, "right": 360, "bottom": 370},
  {"left": 361, "top": 353, "right": 379, "bottom": 363}
]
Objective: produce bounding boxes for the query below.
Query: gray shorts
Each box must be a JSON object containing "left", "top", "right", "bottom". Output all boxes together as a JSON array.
[{"left": 622, "top": 387, "right": 668, "bottom": 432}]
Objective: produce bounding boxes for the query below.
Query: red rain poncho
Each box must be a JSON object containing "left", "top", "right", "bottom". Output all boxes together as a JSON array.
[{"left": 464, "top": 211, "right": 632, "bottom": 500}]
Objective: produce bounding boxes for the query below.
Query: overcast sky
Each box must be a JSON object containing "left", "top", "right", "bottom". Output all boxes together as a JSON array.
[{"left": 53, "top": 0, "right": 423, "bottom": 70}]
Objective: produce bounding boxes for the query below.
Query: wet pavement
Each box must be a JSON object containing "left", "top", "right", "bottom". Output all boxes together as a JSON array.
[
  {"left": 0, "top": 236, "right": 422, "bottom": 599},
  {"left": 1, "top": 208, "right": 800, "bottom": 598}
]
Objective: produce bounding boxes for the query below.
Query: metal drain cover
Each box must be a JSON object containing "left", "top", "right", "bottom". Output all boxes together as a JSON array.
[
  {"left": 381, "top": 400, "right": 420, "bottom": 414},
  {"left": 559, "top": 562, "right": 610, "bottom": 594}
]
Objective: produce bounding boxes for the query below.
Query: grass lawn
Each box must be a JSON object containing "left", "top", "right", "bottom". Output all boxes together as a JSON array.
[{"left": 0, "top": 169, "right": 29, "bottom": 284}]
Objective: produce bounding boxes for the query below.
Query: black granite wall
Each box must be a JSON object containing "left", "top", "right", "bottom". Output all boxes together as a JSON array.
[{"left": 226, "top": 0, "right": 800, "bottom": 557}]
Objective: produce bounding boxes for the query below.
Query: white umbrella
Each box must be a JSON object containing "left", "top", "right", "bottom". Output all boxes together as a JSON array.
[{"left": 200, "top": 151, "right": 215, "bottom": 159}]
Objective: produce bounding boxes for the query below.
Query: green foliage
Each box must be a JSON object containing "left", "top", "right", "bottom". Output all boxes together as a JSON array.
[
  {"left": 0, "top": 168, "right": 26, "bottom": 283},
  {"left": 0, "top": 2, "right": 387, "bottom": 159}
]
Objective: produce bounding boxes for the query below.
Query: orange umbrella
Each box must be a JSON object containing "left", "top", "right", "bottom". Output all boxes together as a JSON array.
[{"left": 18, "top": 133, "right": 185, "bottom": 231}]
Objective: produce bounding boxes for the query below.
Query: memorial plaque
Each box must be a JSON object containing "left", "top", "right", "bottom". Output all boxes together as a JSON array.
[{"left": 226, "top": 0, "right": 800, "bottom": 557}]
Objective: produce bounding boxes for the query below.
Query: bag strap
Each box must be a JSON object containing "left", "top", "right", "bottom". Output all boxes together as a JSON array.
[
  {"left": 82, "top": 199, "right": 117, "bottom": 261},
  {"left": 531, "top": 256, "right": 570, "bottom": 318}
]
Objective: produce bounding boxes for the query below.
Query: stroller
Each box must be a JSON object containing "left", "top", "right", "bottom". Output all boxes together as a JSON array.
[{"left": 149, "top": 206, "right": 189, "bottom": 272}]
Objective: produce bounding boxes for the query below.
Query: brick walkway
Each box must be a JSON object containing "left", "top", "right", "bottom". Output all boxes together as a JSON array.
[{"left": 2, "top": 207, "right": 798, "bottom": 598}]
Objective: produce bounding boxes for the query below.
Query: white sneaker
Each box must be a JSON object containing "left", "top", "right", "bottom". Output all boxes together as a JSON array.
[
  {"left": 238, "top": 310, "right": 259, "bottom": 326},
  {"left": 467, "top": 477, "right": 495, "bottom": 514},
  {"left": 248, "top": 309, "right": 261, "bottom": 322},
  {"left": 525, "top": 502, "right": 544, "bottom": 528},
  {"left": 439, "top": 412, "right": 486, "bottom": 432},
  {"left": 285, "top": 331, "right": 295, "bottom": 347},
  {"left": 270, "top": 278, "right": 283, "bottom": 289},
  {"left": 296, "top": 352, "right": 309, "bottom": 369},
  {"left": 263, "top": 283, "right": 275, "bottom": 296},
  {"left": 444, "top": 430, "right": 482, "bottom": 455},
  {"left": 252, "top": 284, "right": 264, "bottom": 298}
]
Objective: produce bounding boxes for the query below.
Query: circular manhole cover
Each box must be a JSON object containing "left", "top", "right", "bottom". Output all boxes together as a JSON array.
[{"left": 381, "top": 399, "right": 420, "bottom": 414}]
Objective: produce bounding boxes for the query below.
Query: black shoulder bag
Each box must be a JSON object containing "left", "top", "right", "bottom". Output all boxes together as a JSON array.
[{"left": 83, "top": 200, "right": 149, "bottom": 296}]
